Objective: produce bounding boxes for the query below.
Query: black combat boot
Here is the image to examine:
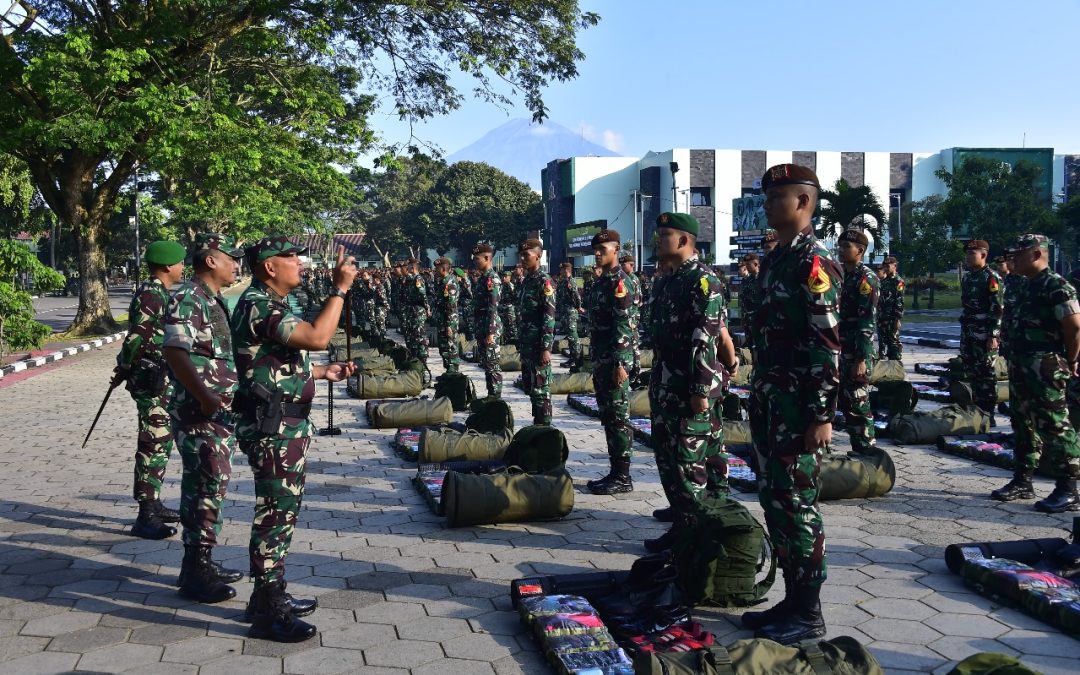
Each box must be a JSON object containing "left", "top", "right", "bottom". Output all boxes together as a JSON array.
[
  {"left": 150, "top": 499, "right": 181, "bottom": 523},
  {"left": 740, "top": 571, "right": 793, "bottom": 630},
  {"left": 652, "top": 506, "right": 675, "bottom": 523},
  {"left": 177, "top": 546, "right": 237, "bottom": 604},
  {"left": 587, "top": 460, "right": 634, "bottom": 495},
  {"left": 244, "top": 580, "right": 318, "bottom": 621},
  {"left": 176, "top": 549, "right": 244, "bottom": 587},
  {"left": 1034, "top": 478, "right": 1080, "bottom": 513},
  {"left": 755, "top": 585, "right": 826, "bottom": 645},
  {"left": 248, "top": 581, "right": 318, "bottom": 643},
  {"left": 990, "top": 470, "right": 1036, "bottom": 502},
  {"left": 131, "top": 501, "right": 177, "bottom": 540}
]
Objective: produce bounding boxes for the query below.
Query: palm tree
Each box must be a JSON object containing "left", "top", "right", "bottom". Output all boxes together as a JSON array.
[{"left": 818, "top": 178, "right": 888, "bottom": 260}]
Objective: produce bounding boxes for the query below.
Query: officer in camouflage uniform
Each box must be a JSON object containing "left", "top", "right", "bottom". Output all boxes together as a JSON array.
[
  {"left": 876, "top": 256, "right": 905, "bottom": 360},
  {"left": 580, "top": 267, "right": 596, "bottom": 338},
  {"left": 517, "top": 238, "right": 557, "bottom": 425},
  {"left": 433, "top": 257, "right": 462, "bottom": 373},
  {"left": 456, "top": 267, "right": 474, "bottom": 341},
  {"left": 372, "top": 268, "right": 390, "bottom": 339},
  {"left": 740, "top": 165, "right": 840, "bottom": 645},
  {"left": 499, "top": 270, "right": 519, "bottom": 346},
  {"left": 116, "top": 240, "right": 186, "bottom": 540},
  {"left": 472, "top": 243, "right": 503, "bottom": 397},
  {"left": 555, "top": 262, "right": 583, "bottom": 367},
  {"left": 232, "top": 238, "right": 357, "bottom": 641},
  {"left": 162, "top": 233, "right": 245, "bottom": 604},
  {"left": 586, "top": 231, "right": 636, "bottom": 495},
  {"left": 836, "top": 229, "right": 879, "bottom": 456},
  {"left": 647, "top": 213, "right": 736, "bottom": 551},
  {"left": 996, "top": 254, "right": 1026, "bottom": 361},
  {"left": 960, "top": 239, "right": 1004, "bottom": 423},
  {"left": 620, "top": 253, "right": 642, "bottom": 379},
  {"left": 638, "top": 269, "right": 653, "bottom": 348},
  {"left": 403, "top": 259, "right": 430, "bottom": 365},
  {"left": 990, "top": 234, "right": 1080, "bottom": 512},
  {"left": 738, "top": 253, "right": 763, "bottom": 352}
]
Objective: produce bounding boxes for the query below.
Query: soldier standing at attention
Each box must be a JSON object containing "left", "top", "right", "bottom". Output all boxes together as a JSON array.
[
  {"left": 647, "top": 213, "right": 735, "bottom": 553},
  {"left": 433, "top": 258, "right": 462, "bottom": 374},
  {"left": 738, "top": 253, "right": 763, "bottom": 353},
  {"left": 231, "top": 240, "right": 356, "bottom": 641},
  {"left": 876, "top": 256, "right": 905, "bottom": 361},
  {"left": 586, "top": 231, "right": 636, "bottom": 495},
  {"left": 995, "top": 254, "right": 1025, "bottom": 362},
  {"left": 619, "top": 253, "right": 642, "bottom": 379},
  {"left": 960, "top": 239, "right": 1004, "bottom": 425},
  {"left": 556, "top": 262, "right": 583, "bottom": 367},
  {"left": 637, "top": 268, "right": 653, "bottom": 348},
  {"left": 472, "top": 243, "right": 503, "bottom": 398},
  {"left": 739, "top": 165, "right": 841, "bottom": 644},
  {"left": 455, "top": 267, "right": 474, "bottom": 342},
  {"left": 404, "top": 259, "right": 431, "bottom": 366},
  {"left": 499, "top": 270, "right": 519, "bottom": 347},
  {"left": 580, "top": 267, "right": 596, "bottom": 339},
  {"left": 162, "top": 233, "right": 246, "bottom": 604},
  {"left": 517, "top": 239, "right": 557, "bottom": 425},
  {"left": 836, "top": 229, "right": 880, "bottom": 456},
  {"left": 991, "top": 234, "right": 1080, "bottom": 511},
  {"left": 115, "top": 240, "right": 186, "bottom": 540}
]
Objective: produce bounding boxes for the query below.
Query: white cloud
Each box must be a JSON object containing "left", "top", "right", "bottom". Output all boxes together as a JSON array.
[{"left": 578, "top": 122, "right": 626, "bottom": 153}]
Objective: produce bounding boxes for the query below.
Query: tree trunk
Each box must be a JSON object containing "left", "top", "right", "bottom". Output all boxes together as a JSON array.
[
  {"left": 928, "top": 273, "right": 936, "bottom": 310},
  {"left": 70, "top": 214, "right": 118, "bottom": 335},
  {"left": 911, "top": 282, "right": 920, "bottom": 310}
]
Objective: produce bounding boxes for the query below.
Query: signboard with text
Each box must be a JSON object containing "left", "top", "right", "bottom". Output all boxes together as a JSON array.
[
  {"left": 565, "top": 220, "right": 606, "bottom": 254},
  {"left": 732, "top": 195, "right": 767, "bottom": 232}
]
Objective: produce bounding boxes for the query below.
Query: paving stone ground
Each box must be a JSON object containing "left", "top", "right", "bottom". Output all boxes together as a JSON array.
[{"left": 0, "top": 335, "right": 1078, "bottom": 674}]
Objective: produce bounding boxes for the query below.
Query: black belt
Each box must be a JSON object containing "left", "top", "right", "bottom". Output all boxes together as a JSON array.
[{"left": 237, "top": 395, "right": 312, "bottom": 419}]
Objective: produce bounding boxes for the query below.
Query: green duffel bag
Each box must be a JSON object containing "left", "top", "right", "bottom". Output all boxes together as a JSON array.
[
  {"left": 947, "top": 355, "right": 1009, "bottom": 382},
  {"left": 672, "top": 496, "right": 775, "bottom": 608},
  {"left": 869, "top": 380, "right": 918, "bottom": 416},
  {"left": 946, "top": 652, "right": 1043, "bottom": 675},
  {"left": 441, "top": 467, "right": 574, "bottom": 527},
  {"left": 500, "top": 347, "right": 521, "bottom": 371},
  {"left": 369, "top": 395, "right": 453, "bottom": 429},
  {"left": 418, "top": 428, "right": 514, "bottom": 463},
  {"left": 950, "top": 379, "right": 1010, "bottom": 405},
  {"left": 633, "top": 636, "right": 884, "bottom": 675},
  {"left": 725, "top": 420, "right": 751, "bottom": 445},
  {"left": 738, "top": 347, "right": 753, "bottom": 366},
  {"left": 639, "top": 350, "right": 654, "bottom": 370},
  {"left": 868, "top": 359, "right": 906, "bottom": 384},
  {"left": 548, "top": 372, "right": 595, "bottom": 395},
  {"left": 629, "top": 388, "right": 651, "bottom": 417},
  {"left": 888, "top": 404, "right": 990, "bottom": 445},
  {"left": 353, "top": 354, "right": 397, "bottom": 375},
  {"left": 731, "top": 365, "right": 751, "bottom": 387},
  {"left": 466, "top": 397, "right": 515, "bottom": 435},
  {"left": 502, "top": 425, "right": 569, "bottom": 473},
  {"left": 354, "top": 369, "right": 424, "bottom": 398},
  {"left": 820, "top": 449, "right": 896, "bottom": 501}
]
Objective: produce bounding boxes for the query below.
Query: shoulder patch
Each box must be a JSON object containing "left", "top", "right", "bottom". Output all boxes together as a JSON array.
[
  {"left": 699, "top": 276, "right": 710, "bottom": 296},
  {"left": 486, "top": 277, "right": 493, "bottom": 291},
  {"left": 543, "top": 279, "right": 554, "bottom": 296},
  {"left": 859, "top": 276, "right": 872, "bottom": 296},
  {"left": 414, "top": 278, "right": 422, "bottom": 288},
  {"left": 897, "top": 280, "right": 905, "bottom": 292},
  {"left": 807, "top": 255, "right": 832, "bottom": 294},
  {"left": 615, "top": 278, "right": 627, "bottom": 298},
  {"left": 989, "top": 276, "right": 1000, "bottom": 293}
]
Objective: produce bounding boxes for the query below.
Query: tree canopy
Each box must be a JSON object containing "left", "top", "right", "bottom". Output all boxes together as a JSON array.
[
  {"left": 889, "top": 195, "right": 963, "bottom": 309},
  {"left": 817, "top": 178, "right": 887, "bottom": 258}
]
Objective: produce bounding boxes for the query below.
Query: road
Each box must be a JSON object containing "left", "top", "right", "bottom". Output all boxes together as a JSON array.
[{"left": 32, "top": 286, "right": 133, "bottom": 332}]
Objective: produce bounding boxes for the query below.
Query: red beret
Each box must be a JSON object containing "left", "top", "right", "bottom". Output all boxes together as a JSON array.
[
  {"left": 761, "top": 164, "right": 820, "bottom": 191},
  {"left": 964, "top": 239, "right": 989, "bottom": 252},
  {"left": 591, "top": 229, "right": 620, "bottom": 247}
]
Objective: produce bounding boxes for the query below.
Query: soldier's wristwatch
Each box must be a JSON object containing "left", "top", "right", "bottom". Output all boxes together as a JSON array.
[{"left": 326, "top": 287, "right": 347, "bottom": 301}]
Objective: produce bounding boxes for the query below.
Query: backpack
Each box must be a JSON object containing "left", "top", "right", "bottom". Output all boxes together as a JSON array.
[
  {"left": 502, "top": 425, "right": 569, "bottom": 473},
  {"left": 466, "top": 397, "right": 515, "bottom": 435},
  {"left": 888, "top": 404, "right": 990, "bottom": 444},
  {"left": 434, "top": 372, "right": 476, "bottom": 411},
  {"left": 869, "top": 380, "right": 918, "bottom": 417},
  {"left": 671, "top": 496, "right": 775, "bottom": 607},
  {"left": 633, "top": 636, "right": 884, "bottom": 675}
]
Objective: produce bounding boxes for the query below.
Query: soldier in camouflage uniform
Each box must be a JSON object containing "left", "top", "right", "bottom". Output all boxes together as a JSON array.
[
  {"left": 960, "top": 239, "right": 1004, "bottom": 423},
  {"left": 499, "top": 270, "right": 519, "bottom": 347},
  {"left": 116, "top": 240, "right": 186, "bottom": 540},
  {"left": 740, "top": 165, "right": 840, "bottom": 645},
  {"left": 162, "top": 233, "right": 245, "bottom": 604},
  {"left": 738, "top": 253, "right": 763, "bottom": 352},
  {"left": 472, "top": 243, "right": 503, "bottom": 397},
  {"left": 586, "top": 231, "right": 637, "bottom": 495},
  {"left": 433, "top": 258, "right": 462, "bottom": 373},
  {"left": 555, "top": 262, "right": 582, "bottom": 366},
  {"left": 647, "top": 212, "right": 736, "bottom": 552},
  {"left": 231, "top": 238, "right": 356, "bottom": 641},
  {"left": 403, "top": 259, "right": 430, "bottom": 365},
  {"left": 836, "top": 229, "right": 879, "bottom": 456},
  {"left": 638, "top": 269, "right": 653, "bottom": 348},
  {"left": 372, "top": 268, "right": 390, "bottom": 339},
  {"left": 990, "top": 234, "right": 1080, "bottom": 512},
  {"left": 876, "top": 256, "right": 905, "bottom": 360},
  {"left": 517, "top": 239, "right": 557, "bottom": 425},
  {"left": 580, "top": 267, "right": 596, "bottom": 338},
  {"left": 456, "top": 267, "right": 474, "bottom": 341},
  {"left": 996, "top": 255, "right": 1026, "bottom": 361},
  {"left": 620, "top": 253, "right": 642, "bottom": 379}
]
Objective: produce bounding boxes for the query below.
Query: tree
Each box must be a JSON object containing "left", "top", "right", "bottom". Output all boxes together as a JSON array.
[
  {"left": 890, "top": 196, "right": 962, "bottom": 310},
  {"left": 1, "top": 1, "right": 598, "bottom": 334},
  {"left": 818, "top": 178, "right": 887, "bottom": 260},
  {"left": 936, "top": 157, "right": 1057, "bottom": 255},
  {"left": 0, "top": 239, "right": 65, "bottom": 358},
  {"left": 1056, "top": 195, "right": 1080, "bottom": 263},
  {"left": 351, "top": 153, "right": 448, "bottom": 263},
  {"left": 0, "top": 155, "right": 46, "bottom": 239}
]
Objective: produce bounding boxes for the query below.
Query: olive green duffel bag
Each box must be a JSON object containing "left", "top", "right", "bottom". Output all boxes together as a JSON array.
[
  {"left": 418, "top": 428, "right": 514, "bottom": 463},
  {"left": 368, "top": 396, "right": 453, "bottom": 429},
  {"left": 353, "top": 354, "right": 397, "bottom": 375},
  {"left": 629, "top": 388, "right": 651, "bottom": 417},
  {"left": 441, "top": 467, "right": 575, "bottom": 528},
  {"left": 633, "top": 636, "right": 883, "bottom": 675},
  {"left": 950, "top": 379, "right": 1010, "bottom": 405},
  {"left": 868, "top": 359, "right": 906, "bottom": 384},
  {"left": 547, "top": 372, "right": 595, "bottom": 395},
  {"left": 500, "top": 344, "right": 521, "bottom": 372},
  {"left": 639, "top": 350, "right": 654, "bottom": 370},
  {"left": 888, "top": 404, "right": 990, "bottom": 445},
  {"left": 352, "top": 369, "right": 424, "bottom": 399},
  {"left": 725, "top": 420, "right": 751, "bottom": 445},
  {"left": 819, "top": 448, "right": 896, "bottom": 501}
]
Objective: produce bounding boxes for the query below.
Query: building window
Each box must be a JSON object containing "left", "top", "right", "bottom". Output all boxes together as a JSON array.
[{"left": 690, "top": 187, "right": 711, "bottom": 207}]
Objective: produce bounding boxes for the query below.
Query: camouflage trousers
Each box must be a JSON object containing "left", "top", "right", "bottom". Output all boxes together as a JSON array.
[
  {"left": 177, "top": 418, "right": 236, "bottom": 548},
  {"left": 437, "top": 324, "right": 461, "bottom": 373},
  {"left": 521, "top": 351, "right": 552, "bottom": 425},
  {"left": 559, "top": 311, "right": 580, "bottom": 360},
  {"left": 132, "top": 385, "right": 175, "bottom": 502},
  {"left": 753, "top": 386, "right": 827, "bottom": 589},
  {"left": 839, "top": 355, "right": 876, "bottom": 455},
  {"left": 373, "top": 306, "right": 387, "bottom": 338},
  {"left": 476, "top": 335, "right": 503, "bottom": 397},
  {"left": 650, "top": 402, "right": 727, "bottom": 527},
  {"left": 404, "top": 311, "right": 429, "bottom": 362},
  {"left": 592, "top": 362, "right": 632, "bottom": 460},
  {"left": 960, "top": 327, "right": 999, "bottom": 413},
  {"left": 500, "top": 307, "right": 519, "bottom": 346},
  {"left": 877, "top": 321, "right": 902, "bottom": 360},
  {"left": 242, "top": 435, "right": 309, "bottom": 590},
  {"left": 1009, "top": 354, "right": 1080, "bottom": 479}
]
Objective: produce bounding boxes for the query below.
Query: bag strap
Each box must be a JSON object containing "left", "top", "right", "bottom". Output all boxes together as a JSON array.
[
  {"left": 799, "top": 642, "right": 834, "bottom": 675},
  {"left": 750, "top": 531, "right": 778, "bottom": 602},
  {"left": 702, "top": 646, "right": 734, "bottom": 675}
]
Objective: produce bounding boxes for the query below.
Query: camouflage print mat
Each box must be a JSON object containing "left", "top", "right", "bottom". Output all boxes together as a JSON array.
[
  {"left": 914, "top": 362, "right": 951, "bottom": 378},
  {"left": 958, "top": 555, "right": 1080, "bottom": 638},
  {"left": 937, "top": 433, "right": 1057, "bottom": 478},
  {"left": 913, "top": 382, "right": 953, "bottom": 403},
  {"left": 393, "top": 428, "right": 422, "bottom": 461}
]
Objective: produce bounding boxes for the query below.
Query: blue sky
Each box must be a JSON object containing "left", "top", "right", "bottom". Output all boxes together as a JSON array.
[{"left": 370, "top": 0, "right": 1080, "bottom": 159}]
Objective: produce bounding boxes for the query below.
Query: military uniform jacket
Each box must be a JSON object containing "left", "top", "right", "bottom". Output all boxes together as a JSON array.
[
  {"left": 738, "top": 272, "right": 762, "bottom": 336},
  {"left": 119, "top": 277, "right": 171, "bottom": 374},
  {"left": 473, "top": 269, "right": 502, "bottom": 337},
  {"left": 230, "top": 280, "right": 315, "bottom": 440},
  {"left": 960, "top": 266, "right": 1004, "bottom": 339},
  {"left": 517, "top": 270, "right": 556, "bottom": 353},
  {"left": 755, "top": 226, "right": 842, "bottom": 423},
  {"left": 1000, "top": 274, "right": 1027, "bottom": 351},
  {"left": 624, "top": 272, "right": 641, "bottom": 325},
  {"left": 163, "top": 277, "right": 238, "bottom": 424},
  {"left": 1011, "top": 268, "right": 1080, "bottom": 356},
  {"left": 556, "top": 275, "right": 582, "bottom": 314},
  {"left": 499, "top": 279, "right": 516, "bottom": 309},
  {"left": 839, "top": 262, "right": 880, "bottom": 361},
  {"left": 405, "top": 273, "right": 430, "bottom": 315},
  {"left": 877, "top": 274, "right": 905, "bottom": 322},
  {"left": 434, "top": 274, "right": 460, "bottom": 328},
  {"left": 588, "top": 267, "right": 634, "bottom": 368},
  {"left": 649, "top": 255, "right": 726, "bottom": 406}
]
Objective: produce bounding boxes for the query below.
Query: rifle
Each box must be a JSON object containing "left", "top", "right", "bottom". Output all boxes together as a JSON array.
[{"left": 83, "top": 373, "right": 123, "bottom": 448}]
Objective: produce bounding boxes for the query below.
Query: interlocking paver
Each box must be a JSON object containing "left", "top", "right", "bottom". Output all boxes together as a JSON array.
[
  {"left": 319, "top": 622, "right": 395, "bottom": 650},
  {"left": 19, "top": 610, "right": 99, "bottom": 637},
  {"left": 45, "top": 626, "right": 129, "bottom": 653},
  {"left": 75, "top": 642, "right": 163, "bottom": 671},
  {"left": 362, "top": 639, "right": 443, "bottom": 668}
]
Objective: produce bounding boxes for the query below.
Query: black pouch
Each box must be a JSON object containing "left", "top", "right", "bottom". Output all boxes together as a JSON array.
[
  {"left": 251, "top": 383, "right": 284, "bottom": 434},
  {"left": 130, "top": 357, "right": 168, "bottom": 396}
]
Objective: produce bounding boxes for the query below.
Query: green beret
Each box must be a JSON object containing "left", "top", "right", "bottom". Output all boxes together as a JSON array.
[
  {"left": 144, "top": 240, "right": 186, "bottom": 266},
  {"left": 656, "top": 212, "right": 699, "bottom": 237},
  {"left": 472, "top": 243, "right": 493, "bottom": 255}
]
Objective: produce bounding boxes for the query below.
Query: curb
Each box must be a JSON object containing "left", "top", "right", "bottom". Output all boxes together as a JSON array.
[
  {"left": 0, "top": 331, "right": 127, "bottom": 380},
  {"left": 900, "top": 335, "right": 960, "bottom": 349}
]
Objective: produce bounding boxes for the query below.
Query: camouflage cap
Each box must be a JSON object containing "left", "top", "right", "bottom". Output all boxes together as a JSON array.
[
  {"left": 144, "top": 240, "right": 186, "bottom": 266},
  {"left": 838, "top": 228, "right": 869, "bottom": 248},
  {"left": 190, "top": 232, "right": 244, "bottom": 258},
  {"left": 245, "top": 235, "right": 307, "bottom": 263},
  {"left": 761, "top": 163, "right": 820, "bottom": 191},
  {"left": 591, "top": 229, "right": 620, "bottom": 247},
  {"left": 656, "top": 212, "right": 699, "bottom": 237},
  {"left": 518, "top": 238, "right": 543, "bottom": 253},
  {"left": 1011, "top": 233, "right": 1050, "bottom": 252},
  {"left": 964, "top": 239, "right": 990, "bottom": 252},
  {"left": 619, "top": 253, "right": 635, "bottom": 263},
  {"left": 472, "top": 242, "right": 494, "bottom": 255}
]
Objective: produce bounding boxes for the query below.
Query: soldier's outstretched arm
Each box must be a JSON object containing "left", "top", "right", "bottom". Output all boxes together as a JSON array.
[{"left": 290, "top": 246, "right": 357, "bottom": 349}]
